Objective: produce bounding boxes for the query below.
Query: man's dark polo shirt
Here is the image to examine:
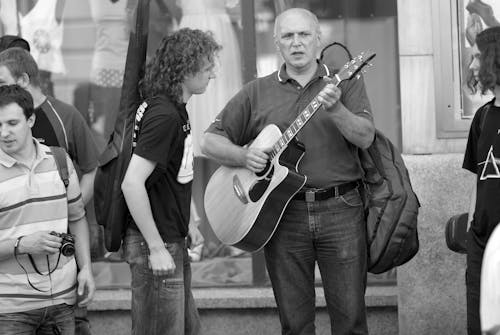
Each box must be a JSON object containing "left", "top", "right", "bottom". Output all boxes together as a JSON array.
[{"left": 206, "top": 61, "right": 373, "bottom": 188}]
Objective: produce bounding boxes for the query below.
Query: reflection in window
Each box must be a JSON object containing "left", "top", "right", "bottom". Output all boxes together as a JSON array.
[{"left": 0, "top": 0, "right": 399, "bottom": 289}]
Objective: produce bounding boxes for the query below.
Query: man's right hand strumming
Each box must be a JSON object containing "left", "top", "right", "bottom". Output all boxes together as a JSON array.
[{"left": 244, "top": 147, "right": 269, "bottom": 173}]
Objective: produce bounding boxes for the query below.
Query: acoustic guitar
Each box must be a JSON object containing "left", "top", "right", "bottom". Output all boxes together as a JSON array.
[{"left": 204, "top": 52, "right": 376, "bottom": 252}]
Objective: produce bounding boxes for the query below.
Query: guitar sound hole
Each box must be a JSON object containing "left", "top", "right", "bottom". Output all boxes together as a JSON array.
[{"left": 249, "top": 166, "right": 274, "bottom": 202}]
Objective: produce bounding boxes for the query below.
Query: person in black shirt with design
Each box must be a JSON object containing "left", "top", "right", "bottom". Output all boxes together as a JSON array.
[
  {"left": 121, "top": 28, "right": 220, "bottom": 335},
  {"left": 463, "top": 26, "right": 500, "bottom": 335}
]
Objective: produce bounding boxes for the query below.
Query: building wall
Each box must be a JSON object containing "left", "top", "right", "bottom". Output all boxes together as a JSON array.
[{"left": 397, "top": 1, "right": 470, "bottom": 334}]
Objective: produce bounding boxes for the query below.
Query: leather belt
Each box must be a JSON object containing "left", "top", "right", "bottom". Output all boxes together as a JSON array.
[{"left": 293, "top": 181, "right": 360, "bottom": 202}]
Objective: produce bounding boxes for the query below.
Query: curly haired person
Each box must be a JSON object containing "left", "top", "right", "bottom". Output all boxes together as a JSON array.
[
  {"left": 463, "top": 26, "right": 500, "bottom": 335},
  {"left": 121, "top": 28, "right": 221, "bottom": 335}
]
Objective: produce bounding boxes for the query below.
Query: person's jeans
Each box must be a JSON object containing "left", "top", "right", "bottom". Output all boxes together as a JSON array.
[
  {"left": 74, "top": 305, "right": 91, "bottom": 335},
  {"left": 265, "top": 187, "right": 368, "bottom": 335},
  {"left": 124, "top": 228, "right": 201, "bottom": 335},
  {"left": 0, "top": 303, "right": 74, "bottom": 335},
  {"left": 466, "top": 230, "right": 484, "bottom": 335}
]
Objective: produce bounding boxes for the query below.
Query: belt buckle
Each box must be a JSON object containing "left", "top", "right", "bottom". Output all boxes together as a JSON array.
[{"left": 305, "top": 190, "right": 315, "bottom": 202}]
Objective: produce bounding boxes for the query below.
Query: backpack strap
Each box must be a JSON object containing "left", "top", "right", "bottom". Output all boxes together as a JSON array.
[
  {"left": 50, "top": 146, "right": 69, "bottom": 188},
  {"left": 40, "top": 98, "right": 69, "bottom": 151}
]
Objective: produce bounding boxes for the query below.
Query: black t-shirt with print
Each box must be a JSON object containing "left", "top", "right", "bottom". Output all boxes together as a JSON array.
[
  {"left": 32, "top": 105, "right": 59, "bottom": 147},
  {"left": 130, "top": 95, "right": 193, "bottom": 243},
  {"left": 463, "top": 101, "right": 500, "bottom": 247}
]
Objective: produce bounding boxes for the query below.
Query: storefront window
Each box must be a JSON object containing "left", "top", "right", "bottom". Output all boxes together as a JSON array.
[
  {"left": 0, "top": 0, "right": 398, "bottom": 289},
  {"left": 434, "top": 0, "right": 500, "bottom": 138}
]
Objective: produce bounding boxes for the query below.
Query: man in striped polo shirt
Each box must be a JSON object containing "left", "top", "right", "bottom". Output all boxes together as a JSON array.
[{"left": 0, "top": 85, "right": 94, "bottom": 334}]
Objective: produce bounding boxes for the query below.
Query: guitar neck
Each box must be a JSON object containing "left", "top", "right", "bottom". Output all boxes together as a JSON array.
[{"left": 268, "top": 75, "right": 341, "bottom": 161}]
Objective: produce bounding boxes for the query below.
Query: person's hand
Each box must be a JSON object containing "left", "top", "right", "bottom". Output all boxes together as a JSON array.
[
  {"left": 466, "top": 13, "right": 483, "bottom": 46},
  {"left": 244, "top": 147, "right": 269, "bottom": 173},
  {"left": 17, "top": 231, "right": 62, "bottom": 255},
  {"left": 76, "top": 265, "right": 95, "bottom": 307},
  {"left": 148, "top": 245, "right": 176, "bottom": 276},
  {"left": 317, "top": 79, "right": 342, "bottom": 110},
  {"left": 466, "top": 0, "right": 500, "bottom": 27},
  {"left": 189, "top": 224, "right": 204, "bottom": 249}
]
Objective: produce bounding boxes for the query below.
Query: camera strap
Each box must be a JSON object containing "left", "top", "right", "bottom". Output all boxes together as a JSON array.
[
  {"left": 14, "top": 246, "right": 61, "bottom": 293},
  {"left": 28, "top": 253, "right": 61, "bottom": 276}
]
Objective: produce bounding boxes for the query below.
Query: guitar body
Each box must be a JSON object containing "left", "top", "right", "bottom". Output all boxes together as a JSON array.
[
  {"left": 204, "top": 124, "right": 306, "bottom": 252},
  {"left": 204, "top": 51, "right": 376, "bottom": 252}
]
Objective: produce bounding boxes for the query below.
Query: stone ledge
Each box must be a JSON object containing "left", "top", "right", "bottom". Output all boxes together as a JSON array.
[{"left": 87, "top": 285, "right": 397, "bottom": 311}]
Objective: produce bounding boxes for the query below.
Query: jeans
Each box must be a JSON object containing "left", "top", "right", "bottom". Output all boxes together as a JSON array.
[
  {"left": 0, "top": 303, "right": 74, "bottom": 335},
  {"left": 74, "top": 306, "right": 91, "bottom": 335},
  {"left": 466, "top": 230, "right": 484, "bottom": 335},
  {"left": 265, "top": 188, "right": 368, "bottom": 335},
  {"left": 124, "top": 228, "right": 201, "bottom": 335}
]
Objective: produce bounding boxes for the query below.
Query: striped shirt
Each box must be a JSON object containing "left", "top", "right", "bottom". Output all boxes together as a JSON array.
[{"left": 0, "top": 140, "right": 85, "bottom": 313}]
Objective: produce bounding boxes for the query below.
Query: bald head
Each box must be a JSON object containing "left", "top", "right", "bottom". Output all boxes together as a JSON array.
[
  {"left": 273, "top": 8, "right": 321, "bottom": 74},
  {"left": 274, "top": 8, "right": 320, "bottom": 41}
]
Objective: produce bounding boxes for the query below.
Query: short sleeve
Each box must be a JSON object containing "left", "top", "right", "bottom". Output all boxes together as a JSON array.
[
  {"left": 66, "top": 155, "right": 86, "bottom": 223},
  {"left": 69, "top": 106, "right": 99, "bottom": 173},
  {"left": 134, "top": 107, "right": 180, "bottom": 165},
  {"left": 463, "top": 108, "right": 483, "bottom": 174},
  {"left": 205, "top": 87, "right": 253, "bottom": 146},
  {"left": 339, "top": 75, "right": 373, "bottom": 122}
]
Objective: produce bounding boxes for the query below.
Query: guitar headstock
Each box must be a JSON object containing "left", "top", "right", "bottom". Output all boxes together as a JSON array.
[{"left": 336, "top": 51, "right": 376, "bottom": 82}]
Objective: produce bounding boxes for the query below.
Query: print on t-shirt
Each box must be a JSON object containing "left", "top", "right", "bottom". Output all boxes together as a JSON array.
[
  {"left": 479, "top": 133, "right": 500, "bottom": 180},
  {"left": 177, "top": 132, "right": 193, "bottom": 184}
]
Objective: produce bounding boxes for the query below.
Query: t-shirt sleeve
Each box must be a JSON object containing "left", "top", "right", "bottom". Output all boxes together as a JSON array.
[
  {"left": 69, "top": 107, "right": 99, "bottom": 173},
  {"left": 133, "top": 107, "right": 179, "bottom": 165},
  {"left": 205, "top": 87, "right": 254, "bottom": 146},
  {"left": 463, "top": 108, "right": 483, "bottom": 174},
  {"left": 339, "top": 75, "right": 373, "bottom": 122},
  {"left": 66, "top": 155, "right": 86, "bottom": 223}
]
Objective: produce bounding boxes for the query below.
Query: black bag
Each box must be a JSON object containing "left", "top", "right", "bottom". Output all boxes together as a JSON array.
[
  {"left": 321, "top": 42, "right": 420, "bottom": 274},
  {"left": 445, "top": 213, "right": 468, "bottom": 254},
  {"left": 360, "top": 131, "right": 420, "bottom": 274},
  {"left": 93, "top": 1, "right": 150, "bottom": 252}
]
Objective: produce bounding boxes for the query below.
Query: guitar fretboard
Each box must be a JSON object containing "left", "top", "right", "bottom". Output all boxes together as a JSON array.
[{"left": 268, "top": 76, "right": 340, "bottom": 161}]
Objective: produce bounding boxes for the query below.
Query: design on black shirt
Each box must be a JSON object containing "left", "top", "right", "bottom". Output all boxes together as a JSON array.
[
  {"left": 480, "top": 145, "right": 500, "bottom": 180},
  {"left": 177, "top": 131, "right": 193, "bottom": 184}
]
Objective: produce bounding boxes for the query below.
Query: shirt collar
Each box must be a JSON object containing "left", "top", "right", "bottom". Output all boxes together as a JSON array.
[
  {"left": 0, "top": 138, "right": 48, "bottom": 168},
  {"left": 276, "top": 60, "right": 331, "bottom": 83}
]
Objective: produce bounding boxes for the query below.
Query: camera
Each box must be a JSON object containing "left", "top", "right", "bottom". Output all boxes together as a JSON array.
[{"left": 50, "top": 231, "right": 75, "bottom": 257}]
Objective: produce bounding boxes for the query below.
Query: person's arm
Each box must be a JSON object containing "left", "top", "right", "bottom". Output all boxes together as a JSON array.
[
  {"left": 79, "top": 168, "right": 96, "bottom": 206},
  {"left": 202, "top": 133, "right": 269, "bottom": 173},
  {"left": 316, "top": 80, "right": 375, "bottom": 149},
  {"left": 121, "top": 153, "right": 175, "bottom": 275},
  {"left": 0, "top": 231, "right": 62, "bottom": 261},
  {"left": 188, "top": 198, "right": 204, "bottom": 248},
  {"left": 63, "top": 155, "right": 94, "bottom": 306},
  {"left": 68, "top": 216, "right": 95, "bottom": 306},
  {"left": 55, "top": 0, "right": 66, "bottom": 24},
  {"left": 467, "top": 174, "right": 477, "bottom": 231}
]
